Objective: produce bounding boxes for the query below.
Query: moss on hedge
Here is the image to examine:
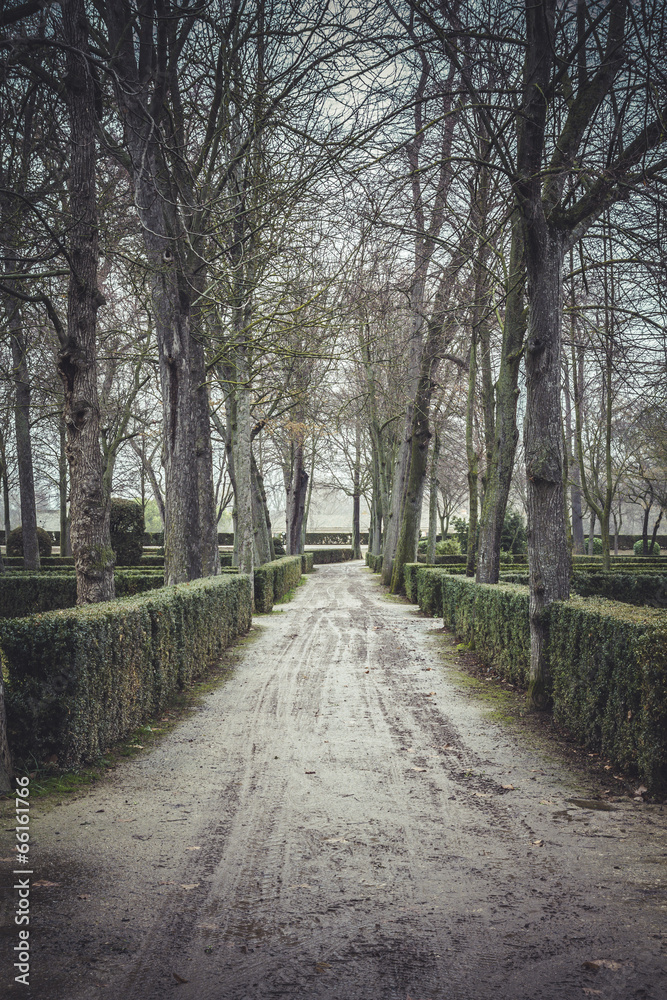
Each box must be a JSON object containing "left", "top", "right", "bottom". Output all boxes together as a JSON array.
[{"left": 2, "top": 573, "right": 252, "bottom": 769}]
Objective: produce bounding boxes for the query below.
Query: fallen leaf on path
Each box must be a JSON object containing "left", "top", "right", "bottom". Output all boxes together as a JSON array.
[
  {"left": 305, "top": 770, "right": 316, "bottom": 774},
  {"left": 539, "top": 800, "right": 553, "bottom": 805},
  {"left": 128, "top": 745, "right": 144, "bottom": 749},
  {"left": 77, "top": 894, "right": 91, "bottom": 900},
  {"left": 173, "top": 972, "right": 189, "bottom": 984},
  {"left": 323, "top": 837, "right": 349, "bottom": 843},
  {"left": 502, "top": 784, "right": 515, "bottom": 790},
  {"left": 315, "top": 962, "right": 331, "bottom": 973},
  {"left": 410, "top": 767, "right": 427, "bottom": 772},
  {"left": 180, "top": 883, "right": 200, "bottom": 890},
  {"left": 531, "top": 839, "right": 544, "bottom": 846},
  {"left": 635, "top": 785, "right": 648, "bottom": 795},
  {"left": 186, "top": 846, "right": 201, "bottom": 850},
  {"left": 32, "top": 881, "right": 60, "bottom": 887},
  {"left": 132, "top": 834, "right": 152, "bottom": 841}
]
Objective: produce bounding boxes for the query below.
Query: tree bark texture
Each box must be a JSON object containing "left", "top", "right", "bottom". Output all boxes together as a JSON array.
[
  {"left": 251, "top": 449, "right": 273, "bottom": 566},
  {"left": 523, "top": 221, "right": 570, "bottom": 708},
  {"left": 465, "top": 328, "right": 479, "bottom": 579},
  {"left": 234, "top": 371, "right": 254, "bottom": 586},
  {"left": 106, "top": 0, "right": 214, "bottom": 585},
  {"left": 191, "top": 304, "right": 220, "bottom": 578},
  {"left": 389, "top": 356, "right": 437, "bottom": 593},
  {"left": 286, "top": 439, "right": 308, "bottom": 556},
  {"left": 426, "top": 428, "right": 440, "bottom": 564},
  {"left": 352, "top": 420, "right": 362, "bottom": 560},
  {"left": 476, "top": 222, "right": 526, "bottom": 583},
  {"left": 60, "top": 0, "right": 114, "bottom": 604},
  {"left": 6, "top": 290, "right": 39, "bottom": 569}
]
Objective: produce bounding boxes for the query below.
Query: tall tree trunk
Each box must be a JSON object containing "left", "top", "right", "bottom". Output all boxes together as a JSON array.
[
  {"left": 0, "top": 673, "right": 12, "bottom": 791},
  {"left": 250, "top": 449, "right": 273, "bottom": 565},
  {"left": 234, "top": 361, "right": 254, "bottom": 588},
  {"left": 352, "top": 420, "right": 362, "bottom": 559},
  {"left": 59, "top": 0, "right": 114, "bottom": 604},
  {"left": 190, "top": 310, "right": 220, "bottom": 578},
  {"left": 476, "top": 222, "right": 526, "bottom": 583},
  {"left": 426, "top": 427, "right": 440, "bottom": 564},
  {"left": 286, "top": 438, "right": 308, "bottom": 556},
  {"left": 523, "top": 221, "right": 570, "bottom": 709},
  {"left": 5, "top": 285, "right": 39, "bottom": 569},
  {"left": 0, "top": 427, "right": 11, "bottom": 545},
  {"left": 59, "top": 420, "right": 70, "bottom": 555},
  {"left": 106, "top": 0, "right": 204, "bottom": 586},
  {"left": 465, "top": 326, "right": 479, "bottom": 578},
  {"left": 301, "top": 445, "right": 316, "bottom": 552},
  {"left": 389, "top": 357, "right": 435, "bottom": 593}
]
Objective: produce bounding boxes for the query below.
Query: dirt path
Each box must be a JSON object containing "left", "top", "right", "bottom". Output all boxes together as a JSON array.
[{"left": 2, "top": 563, "right": 667, "bottom": 1000}]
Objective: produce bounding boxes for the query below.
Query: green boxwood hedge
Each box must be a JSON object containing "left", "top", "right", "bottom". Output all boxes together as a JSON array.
[
  {"left": 409, "top": 565, "right": 667, "bottom": 791},
  {"left": 2, "top": 573, "right": 252, "bottom": 768},
  {"left": 4, "top": 556, "right": 75, "bottom": 569},
  {"left": 309, "top": 548, "right": 355, "bottom": 564},
  {"left": 550, "top": 598, "right": 667, "bottom": 791},
  {"left": 366, "top": 553, "right": 383, "bottom": 573},
  {"left": 6, "top": 526, "right": 53, "bottom": 557},
  {"left": 570, "top": 572, "right": 667, "bottom": 607},
  {"left": 110, "top": 498, "right": 144, "bottom": 565},
  {"left": 254, "top": 555, "right": 304, "bottom": 613},
  {"left": 301, "top": 552, "right": 314, "bottom": 574},
  {"left": 0, "top": 570, "right": 165, "bottom": 619}
]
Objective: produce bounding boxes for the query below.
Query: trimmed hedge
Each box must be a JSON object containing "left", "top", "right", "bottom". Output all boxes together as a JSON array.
[
  {"left": 570, "top": 572, "right": 667, "bottom": 608},
  {"left": 301, "top": 552, "right": 314, "bottom": 573},
  {"left": 305, "top": 532, "right": 369, "bottom": 545},
  {"left": 4, "top": 556, "right": 75, "bottom": 569},
  {"left": 7, "top": 525, "right": 53, "bottom": 557},
  {"left": 550, "top": 599, "right": 667, "bottom": 792},
  {"left": 254, "top": 555, "right": 303, "bottom": 613},
  {"left": 0, "top": 570, "right": 165, "bottom": 619},
  {"left": 308, "top": 548, "right": 355, "bottom": 564},
  {"left": 409, "top": 566, "right": 667, "bottom": 791},
  {"left": 366, "top": 553, "right": 383, "bottom": 573},
  {"left": 2, "top": 574, "right": 252, "bottom": 768},
  {"left": 110, "top": 498, "right": 144, "bottom": 565}
]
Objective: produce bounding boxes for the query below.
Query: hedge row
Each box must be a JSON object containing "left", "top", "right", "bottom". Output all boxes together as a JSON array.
[
  {"left": 410, "top": 566, "right": 667, "bottom": 791},
  {"left": 254, "top": 555, "right": 304, "bottom": 613},
  {"left": 2, "top": 574, "right": 252, "bottom": 768},
  {"left": 0, "top": 570, "right": 165, "bottom": 619},
  {"left": 366, "top": 552, "right": 383, "bottom": 573},
  {"left": 500, "top": 570, "right": 667, "bottom": 609},
  {"left": 570, "top": 572, "right": 667, "bottom": 608},
  {"left": 3, "top": 554, "right": 167, "bottom": 569},
  {"left": 301, "top": 551, "right": 314, "bottom": 574},
  {"left": 308, "top": 548, "right": 356, "bottom": 564}
]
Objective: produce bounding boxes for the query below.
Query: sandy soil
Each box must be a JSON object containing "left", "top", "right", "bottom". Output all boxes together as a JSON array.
[{"left": 1, "top": 562, "right": 666, "bottom": 1000}]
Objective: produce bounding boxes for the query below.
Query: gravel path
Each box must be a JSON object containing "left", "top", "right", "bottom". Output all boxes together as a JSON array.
[{"left": 2, "top": 562, "right": 666, "bottom": 999}]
